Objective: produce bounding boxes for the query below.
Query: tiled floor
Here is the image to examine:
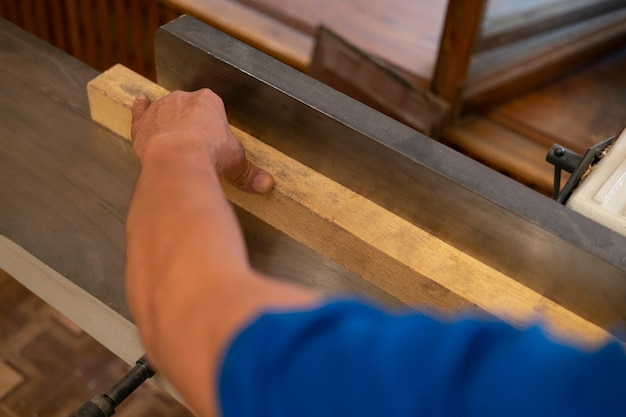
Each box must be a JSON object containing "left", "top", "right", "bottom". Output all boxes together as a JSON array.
[
  {"left": 0, "top": 269, "right": 193, "bottom": 417},
  {"left": 0, "top": 360, "right": 22, "bottom": 400}
]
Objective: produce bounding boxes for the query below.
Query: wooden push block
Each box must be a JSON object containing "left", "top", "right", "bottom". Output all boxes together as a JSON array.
[{"left": 87, "top": 65, "right": 613, "bottom": 347}]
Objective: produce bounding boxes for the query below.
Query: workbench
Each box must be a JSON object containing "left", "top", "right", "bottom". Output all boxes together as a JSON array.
[{"left": 2, "top": 15, "right": 626, "bottom": 383}]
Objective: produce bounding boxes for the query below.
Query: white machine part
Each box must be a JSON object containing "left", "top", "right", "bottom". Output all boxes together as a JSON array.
[{"left": 567, "top": 127, "right": 626, "bottom": 237}]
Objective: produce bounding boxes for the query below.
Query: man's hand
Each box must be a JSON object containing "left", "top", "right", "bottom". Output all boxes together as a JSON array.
[{"left": 131, "top": 89, "right": 274, "bottom": 194}]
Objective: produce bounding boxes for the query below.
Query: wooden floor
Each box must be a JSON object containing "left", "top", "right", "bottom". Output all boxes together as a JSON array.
[{"left": 0, "top": 269, "right": 193, "bottom": 417}]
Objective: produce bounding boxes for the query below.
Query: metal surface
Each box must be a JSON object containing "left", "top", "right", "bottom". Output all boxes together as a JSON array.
[
  {"left": 156, "top": 15, "right": 626, "bottom": 333},
  {"left": 0, "top": 18, "right": 135, "bottom": 319},
  {"left": 0, "top": 18, "right": 401, "bottom": 326}
]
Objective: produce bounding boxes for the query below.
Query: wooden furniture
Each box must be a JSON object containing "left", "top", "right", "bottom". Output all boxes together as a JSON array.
[{"left": 307, "top": 0, "right": 626, "bottom": 128}]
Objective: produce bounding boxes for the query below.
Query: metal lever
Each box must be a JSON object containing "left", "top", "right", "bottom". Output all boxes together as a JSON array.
[
  {"left": 70, "top": 355, "right": 155, "bottom": 417},
  {"left": 546, "top": 136, "right": 615, "bottom": 204},
  {"left": 546, "top": 145, "right": 583, "bottom": 200}
]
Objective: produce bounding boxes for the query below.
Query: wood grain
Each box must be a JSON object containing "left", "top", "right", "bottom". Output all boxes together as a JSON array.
[{"left": 88, "top": 64, "right": 615, "bottom": 347}]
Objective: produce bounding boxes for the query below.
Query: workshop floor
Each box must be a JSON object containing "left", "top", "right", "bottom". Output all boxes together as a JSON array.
[{"left": 0, "top": 269, "right": 193, "bottom": 417}]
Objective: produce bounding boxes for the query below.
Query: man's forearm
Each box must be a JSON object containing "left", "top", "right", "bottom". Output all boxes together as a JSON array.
[
  {"left": 126, "top": 90, "right": 319, "bottom": 416},
  {"left": 125, "top": 149, "right": 250, "bottom": 416}
]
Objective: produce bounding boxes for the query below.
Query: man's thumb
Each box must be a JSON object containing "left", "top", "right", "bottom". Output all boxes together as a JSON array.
[
  {"left": 224, "top": 158, "right": 275, "bottom": 195},
  {"left": 132, "top": 94, "right": 152, "bottom": 120},
  {"left": 249, "top": 168, "right": 275, "bottom": 194}
]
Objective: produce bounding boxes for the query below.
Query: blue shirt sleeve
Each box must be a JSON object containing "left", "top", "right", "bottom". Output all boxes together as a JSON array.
[{"left": 219, "top": 300, "right": 626, "bottom": 417}]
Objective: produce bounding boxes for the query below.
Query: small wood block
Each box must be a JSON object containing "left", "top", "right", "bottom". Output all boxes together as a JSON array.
[
  {"left": 87, "top": 64, "right": 169, "bottom": 140},
  {"left": 87, "top": 64, "right": 614, "bottom": 348}
]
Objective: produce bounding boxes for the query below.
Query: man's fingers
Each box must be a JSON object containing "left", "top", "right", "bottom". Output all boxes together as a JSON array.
[
  {"left": 132, "top": 94, "right": 152, "bottom": 121},
  {"left": 131, "top": 91, "right": 274, "bottom": 194}
]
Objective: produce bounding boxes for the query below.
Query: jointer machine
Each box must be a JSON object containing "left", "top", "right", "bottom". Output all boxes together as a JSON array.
[{"left": 2, "top": 15, "right": 626, "bottom": 410}]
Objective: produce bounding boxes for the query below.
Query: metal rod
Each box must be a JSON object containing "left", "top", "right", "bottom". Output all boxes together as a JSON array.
[{"left": 69, "top": 355, "right": 155, "bottom": 417}]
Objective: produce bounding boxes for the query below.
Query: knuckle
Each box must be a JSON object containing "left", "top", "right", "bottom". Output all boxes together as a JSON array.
[{"left": 198, "top": 88, "right": 224, "bottom": 106}]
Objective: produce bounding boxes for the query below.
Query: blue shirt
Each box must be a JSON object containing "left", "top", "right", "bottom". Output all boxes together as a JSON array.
[{"left": 219, "top": 300, "right": 626, "bottom": 416}]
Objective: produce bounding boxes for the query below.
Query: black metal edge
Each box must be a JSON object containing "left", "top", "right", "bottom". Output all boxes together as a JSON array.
[{"left": 155, "top": 15, "right": 626, "bottom": 330}]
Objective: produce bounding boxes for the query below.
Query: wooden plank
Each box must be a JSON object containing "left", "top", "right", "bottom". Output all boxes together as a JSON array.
[
  {"left": 478, "top": 0, "right": 626, "bottom": 51},
  {"left": 87, "top": 63, "right": 615, "bottom": 347}
]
